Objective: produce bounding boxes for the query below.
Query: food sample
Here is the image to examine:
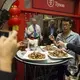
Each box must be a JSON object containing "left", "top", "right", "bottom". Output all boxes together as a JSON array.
[
  {"left": 43, "top": 45, "right": 57, "bottom": 51},
  {"left": 28, "top": 52, "right": 45, "bottom": 59},
  {"left": 49, "top": 50, "right": 68, "bottom": 57}
]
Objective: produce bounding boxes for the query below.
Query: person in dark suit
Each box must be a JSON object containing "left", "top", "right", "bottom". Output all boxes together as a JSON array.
[
  {"left": 42, "top": 20, "right": 57, "bottom": 45},
  {"left": 67, "top": 43, "right": 80, "bottom": 54}
]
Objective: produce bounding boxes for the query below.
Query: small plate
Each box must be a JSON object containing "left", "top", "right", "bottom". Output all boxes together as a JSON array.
[
  {"left": 40, "top": 45, "right": 57, "bottom": 52},
  {"left": 22, "top": 51, "right": 48, "bottom": 61},
  {"left": 48, "top": 51, "right": 74, "bottom": 60}
]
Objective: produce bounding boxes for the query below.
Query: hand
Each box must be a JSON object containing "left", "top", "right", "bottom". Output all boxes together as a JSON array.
[
  {"left": 56, "top": 48, "right": 67, "bottom": 52},
  {"left": 49, "top": 35, "right": 57, "bottom": 46},
  {"left": 49, "top": 35, "right": 55, "bottom": 41},
  {"left": 57, "top": 41, "right": 65, "bottom": 47},
  {"left": 40, "top": 36, "right": 43, "bottom": 41},
  {"left": 0, "top": 31, "right": 20, "bottom": 72},
  {"left": 0, "top": 31, "right": 19, "bottom": 61}
]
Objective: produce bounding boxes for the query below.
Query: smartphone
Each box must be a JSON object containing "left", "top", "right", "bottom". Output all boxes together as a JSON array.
[{"left": 0, "top": 30, "right": 10, "bottom": 37}]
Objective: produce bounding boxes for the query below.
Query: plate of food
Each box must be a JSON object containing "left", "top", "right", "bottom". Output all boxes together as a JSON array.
[
  {"left": 22, "top": 51, "right": 48, "bottom": 61},
  {"left": 42, "top": 45, "right": 57, "bottom": 51},
  {"left": 48, "top": 50, "right": 74, "bottom": 60}
]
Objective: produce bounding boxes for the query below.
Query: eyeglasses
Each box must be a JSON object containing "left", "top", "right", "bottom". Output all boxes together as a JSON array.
[{"left": 62, "top": 24, "right": 70, "bottom": 26}]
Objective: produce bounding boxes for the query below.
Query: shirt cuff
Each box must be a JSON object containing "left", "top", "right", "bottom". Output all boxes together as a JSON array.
[
  {"left": 64, "top": 43, "right": 68, "bottom": 49},
  {"left": 0, "top": 70, "right": 16, "bottom": 80}
]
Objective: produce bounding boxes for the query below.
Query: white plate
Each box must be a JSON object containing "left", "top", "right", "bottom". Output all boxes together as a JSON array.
[
  {"left": 16, "top": 50, "right": 26, "bottom": 59},
  {"left": 16, "top": 50, "right": 66, "bottom": 65},
  {"left": 22, "top": 51, "right": 48, "bottom": 61},
  {"left": 40, "top": 45, "right": 58, "bottom": 52},
  {"left": 40, "top": 46, "right": 46, "bottom": 48},
  {"left": 48, "top": 51, "right": 74, "bottom": 60}
]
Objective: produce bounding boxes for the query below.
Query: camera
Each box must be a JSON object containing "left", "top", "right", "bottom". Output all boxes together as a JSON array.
[{"left": 0, "top": 30, "right": 10, "bottom": 37}]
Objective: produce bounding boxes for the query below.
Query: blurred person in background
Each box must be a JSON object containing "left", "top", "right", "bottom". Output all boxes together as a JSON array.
[
  {"left": 42, "top": 19, "right": 57, "bottom": 45},
  {"left": 26, "top": 18, "right": 43, "bottom": 47}
]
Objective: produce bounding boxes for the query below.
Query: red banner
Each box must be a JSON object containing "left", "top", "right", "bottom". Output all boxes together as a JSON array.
[{"left": 32, "top": 0, "right": 75, "bottom": 14}]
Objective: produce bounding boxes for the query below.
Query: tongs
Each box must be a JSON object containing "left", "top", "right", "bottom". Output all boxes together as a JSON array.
[{"left": 38, "top": 46, "right": 45, "bottom": 52}]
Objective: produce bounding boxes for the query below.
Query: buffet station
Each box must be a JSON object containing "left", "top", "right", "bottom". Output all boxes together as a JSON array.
[
  {"left": 9, "top": 0, "right": 80, "bottom": 80},
  {"left": 15, "top": 40, "right": 74, "bottom": 80},
  {"left": 0, "top": 0, "right": 80, "bottom": 80}
]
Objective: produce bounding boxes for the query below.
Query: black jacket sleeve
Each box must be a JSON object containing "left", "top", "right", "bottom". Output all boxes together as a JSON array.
[
  {"left": 0, "top": 71, "right": 16, "bottom": 80},
  {"left": 67, "top": 43, "right": 80, "bottom": 55}
]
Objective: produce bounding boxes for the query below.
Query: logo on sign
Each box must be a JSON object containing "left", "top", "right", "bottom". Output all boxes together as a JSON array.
[{"left": 47, "top": 0, "right": 54, "bottom": 7}]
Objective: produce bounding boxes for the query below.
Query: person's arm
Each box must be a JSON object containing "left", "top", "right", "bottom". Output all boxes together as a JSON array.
[
  {"left": 27, "top": 25, "right": 34, "bottom": 36},
  {"left": 67, "top": 43, "right": 80, "bottom": 55},
  {"left": 0, "top": 70, "right": 16, "bottom": 80},
  {"left": 0, "top": 56, "right": 16, "bottom": 80},
  {"left": 0, "top": 31, "right": 19, "bottom": 80},
  {"left": 38, "top": 25, "right": 43, "bottom": 40},
  {"left": 49, "top": 35, "right": 56, "bottom": 43},
  {"left": 57, "top": 41, "right": 80, "bottom": 55}
]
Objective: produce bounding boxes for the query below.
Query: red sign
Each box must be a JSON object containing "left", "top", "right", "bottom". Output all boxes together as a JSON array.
[{"left": 32, "top": 0, "right": 75, "bottom": 14}]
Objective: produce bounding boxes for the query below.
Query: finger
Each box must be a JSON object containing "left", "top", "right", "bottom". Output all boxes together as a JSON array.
[
  {"left": 0, "top": 36, "right": 7, "bottom": 42},
  {"left": 8, "top": 30, "right": 17, "bottom": 40},
  {"left": 17, "top": 41, "right": 22, "bottom": 48},
  {"left": 12, "top": 39, "right": 18, "bottom": 53},
  {"left": 4, "top": 31, "right": 17, "bottom": 44},
  {"left": 57, "top": 42, "right": 60, "bottom": 45},
  {"left": 17, "top": 41, "right": 26, "bottom": 47}
]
